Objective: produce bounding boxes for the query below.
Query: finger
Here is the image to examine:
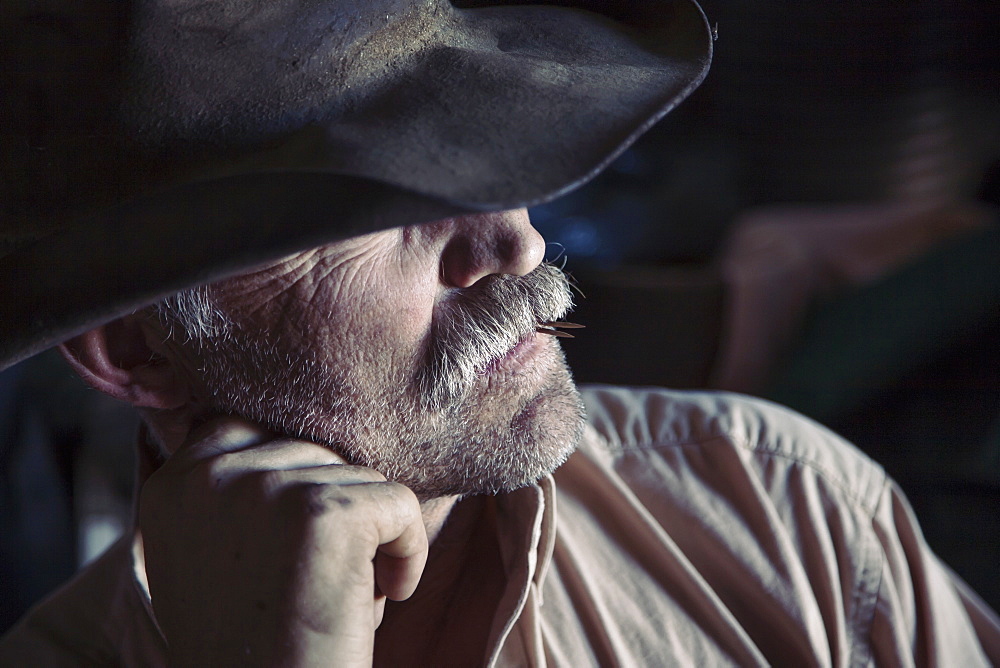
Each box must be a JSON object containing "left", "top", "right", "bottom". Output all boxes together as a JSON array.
[
  {"left": 169, "top": 415, "right": 271, "bottom": 468},
  {"left": 306, "top": 480, "right": 428, "bottom": 600},
  {"left": 374, "top": 549, "right": 427, "bottom": 602},
  {"left": 373, "top": 594, "right": 387, "bottom": 630},
  {"left": 217, "top": 438, "right": 358, "bottom": 475},
  {"left": 367, "top": 483, "right": 428, "bottom": 601},
  {"left": 171, "top": 416, "right": 361, "bottom": 477},
  {"left": 259, "top": 465, "right": 389, "bottom": 495}
]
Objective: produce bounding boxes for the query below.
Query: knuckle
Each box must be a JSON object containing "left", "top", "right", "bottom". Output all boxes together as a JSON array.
[
  {"left": 367, "top": 481, "right": 421, "bottom": 521},
  {"left": 297, "top": 482, "right": 356, "bottom": 518},
  {"left": 382, "top": 480, "right": 419, "bottom": 505},
  {"left": 202, "top": 451, "right": 240, "bottom": 485},
  {"left": 253, "top": 469, "right": 289, "bottom": 497}
]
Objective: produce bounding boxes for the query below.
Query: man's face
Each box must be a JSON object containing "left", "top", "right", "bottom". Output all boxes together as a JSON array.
[{"left": 175, "top": 210, "right": 585, "bottom": 499}]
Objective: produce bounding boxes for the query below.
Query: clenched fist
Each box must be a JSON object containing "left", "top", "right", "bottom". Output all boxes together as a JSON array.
[{"left": 138, "top": 417, "right": 428, "bottom": 666}]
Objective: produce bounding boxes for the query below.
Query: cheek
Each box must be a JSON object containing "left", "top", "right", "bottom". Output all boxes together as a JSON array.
[
  {"left": 376, "top": 290, "right": 432, "bottom": 337},
  {"left": 368, "top": 263, "right": 441, "bottom": 347},
  {"left": 279, "top": 239, "right": 443, "bottom": 377},
  {"left": 323, "top": 279, "right": 438, "bottom": 376}
]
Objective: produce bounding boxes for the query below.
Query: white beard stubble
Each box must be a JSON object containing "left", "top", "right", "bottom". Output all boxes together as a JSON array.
[{"left": 188, "top": 263, "right": 586, "bottom": 500}]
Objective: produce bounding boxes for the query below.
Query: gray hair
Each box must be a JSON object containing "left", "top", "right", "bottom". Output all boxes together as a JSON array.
[
  {"left": 142, "top": 263, "right": 583, "bottom": 498},
  {"left": 152, "top": 285, "right": 232, "bottom": 348}
]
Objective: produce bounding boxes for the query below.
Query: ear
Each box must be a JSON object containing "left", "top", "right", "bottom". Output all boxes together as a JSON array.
[{"left": 59, "top": 314, "right": 190, "bottom": 410}]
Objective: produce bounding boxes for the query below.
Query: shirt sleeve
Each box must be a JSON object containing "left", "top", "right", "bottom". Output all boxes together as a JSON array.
[
  {"left": 866, "top": 477, "right": 1000, "bottom": 666},
  {"left": 578, "top": 385, "right": 1000, "bottom": 666}
]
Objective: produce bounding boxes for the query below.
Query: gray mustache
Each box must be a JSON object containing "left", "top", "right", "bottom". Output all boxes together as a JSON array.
[{"left": 416, "top": 262, "right": 574, "bottom": 410}]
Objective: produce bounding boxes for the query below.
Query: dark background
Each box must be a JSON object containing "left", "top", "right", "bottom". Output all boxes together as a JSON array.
[
  {"left": 534, "top": 0, "right": 1000, "bottom": 614},
  {"left": 3, "top": 0, "right": 999, "bottom": 634}
]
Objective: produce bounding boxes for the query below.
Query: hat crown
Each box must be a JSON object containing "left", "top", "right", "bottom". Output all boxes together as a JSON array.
[
  {"left": 2, "top": 0, "right": 434, "bottom": 224},
  {"left": 124, "top": 0, "right": 440, "bottom": 140},
  {"left": 0, "top": 0, "right": 711, "bottom": 371},
  {"left": 4, "top": 0, "right": 711, "bottom": 220}
]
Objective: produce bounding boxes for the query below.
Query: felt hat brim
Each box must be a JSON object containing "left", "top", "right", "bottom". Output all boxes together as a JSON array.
[{"left": 0, "top": 0, "right": 712, "bottom": 371}]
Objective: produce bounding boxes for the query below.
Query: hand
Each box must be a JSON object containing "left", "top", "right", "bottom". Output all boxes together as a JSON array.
[{"left": 138, "top": 417, "right": 428, "bottom": 667}]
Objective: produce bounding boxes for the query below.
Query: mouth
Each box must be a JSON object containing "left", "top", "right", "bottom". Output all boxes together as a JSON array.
[
  {"left": 481, "top": 332, "right": 542, "bottom": 375},
  {"left": 481, "top": 320, "right": 585, "bottom": 375}
]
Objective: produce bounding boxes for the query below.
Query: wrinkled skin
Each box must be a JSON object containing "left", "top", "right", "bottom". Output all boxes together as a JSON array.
[{"left": 108, "top": 210, "right": 586, "bottom": 664}]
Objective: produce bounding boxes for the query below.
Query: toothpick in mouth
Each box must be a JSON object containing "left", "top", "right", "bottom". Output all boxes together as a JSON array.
[{"left": 536, "top": 321, "right": 585, "bottom": 339}]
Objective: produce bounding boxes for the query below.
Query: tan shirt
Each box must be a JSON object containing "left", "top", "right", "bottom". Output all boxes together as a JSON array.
[{"left": 3, "top": 386, "right": 999, "bottom": 666}]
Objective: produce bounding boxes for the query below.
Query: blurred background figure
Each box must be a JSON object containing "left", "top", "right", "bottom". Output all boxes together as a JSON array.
[{"left": 2, "top": 0, "right": 998, "bottom": 632}]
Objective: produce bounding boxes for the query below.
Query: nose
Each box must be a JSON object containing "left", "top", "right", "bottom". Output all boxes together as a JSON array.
[{"left": 439, "top": 209, "right": 546, "bottom": 288}]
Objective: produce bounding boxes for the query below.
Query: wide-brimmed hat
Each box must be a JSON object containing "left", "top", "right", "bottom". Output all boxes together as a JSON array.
[{"left": 0, "top": 0, "right": 712, "bottom": 372}]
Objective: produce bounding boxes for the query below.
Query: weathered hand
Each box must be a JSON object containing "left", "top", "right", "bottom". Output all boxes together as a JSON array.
[{"left": 138, "top": 417, "right": 427, "bottom": 667}]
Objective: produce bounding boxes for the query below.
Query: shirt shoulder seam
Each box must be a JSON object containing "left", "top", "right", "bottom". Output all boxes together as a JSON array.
[{"left": 585, "top": 423, "right": 885, "bottom": 521}]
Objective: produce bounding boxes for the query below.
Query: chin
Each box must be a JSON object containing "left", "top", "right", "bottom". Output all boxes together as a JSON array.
[
  {"left": 199, "top": 326, "right": 585, "bottom": 501},
  {"left": 399, "top": 356, "right": 586, "bottom": 500}
]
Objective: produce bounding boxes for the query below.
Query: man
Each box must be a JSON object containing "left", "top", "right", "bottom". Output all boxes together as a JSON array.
[{"left": 1, "top": 0, "right": 999, "bottom": 665}]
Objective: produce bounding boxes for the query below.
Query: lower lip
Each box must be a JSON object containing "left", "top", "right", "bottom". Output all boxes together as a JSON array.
[{"left": 485, "top": 332, "right": 544, "bottom": 375}]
